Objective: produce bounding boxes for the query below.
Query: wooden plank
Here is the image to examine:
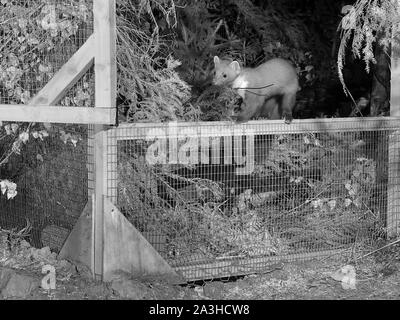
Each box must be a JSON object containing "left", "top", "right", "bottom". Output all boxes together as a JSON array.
[
  {"left": 93, "top": 0, "right": 117, "bottom": 110},
  {"left": 103, "top": 199, "right": 184, "bottom": 283},
  {"left": 391, "top": 51, "right": 400, "bottom": 116},
  {"left": 58, "top": 196, "right": 184, "bottom": 283},
  {"left": 115, "top": 116, "right": 400, "bottom": 130},
  {"left": 92, "top": 128, "right": 106, "bottom": 280},
  {"left": 110, "top": 117, "right": 400, "bottom": 141},
  {"left": 92, "top": 0, "right": 117, "bottom": 281},
  {"left": 28, "top": 34, "right": 95, "bottom": 106},
  {"left": 387, "top": 42, "right": 400, "bottom": 236},
  {"left": 58, "top": 200, "right": 93, "bottom": 269},
  {"left": 0, "top": 104, "right": 115, "bottom": 124}
]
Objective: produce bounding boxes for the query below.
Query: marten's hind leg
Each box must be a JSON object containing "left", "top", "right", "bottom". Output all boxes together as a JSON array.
[
  {"left": 262, "top": 97, "right": 280, "bottom": 120},
  {"left": 281, "top": 91, "right": 297, "bottom": 124}
]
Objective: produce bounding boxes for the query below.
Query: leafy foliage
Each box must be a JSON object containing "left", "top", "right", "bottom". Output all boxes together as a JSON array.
[
  {"left": 116, "top": 0, "right": 198, "bottom": 122},
  {"left": 338, "top": 0, "right": 399, "bottom": 97}
]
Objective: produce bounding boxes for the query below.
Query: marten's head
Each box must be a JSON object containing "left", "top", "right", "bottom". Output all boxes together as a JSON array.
[{"left": 212, "top": 56, "right": 241, "bottom": 86}]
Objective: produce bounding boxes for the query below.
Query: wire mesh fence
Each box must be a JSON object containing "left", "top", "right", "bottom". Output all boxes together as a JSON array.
[
  {"left": 0, "top": 124, "right": 89, "bottom": 252},
  {"left": 110, "top": 118, "right": 400, "bottom": 280},
  {"left": 0, "top": 0, "right": 94, "bottom": 252},
  {"left": 0, "top": 0, "right": 93, "bottom": 106}
]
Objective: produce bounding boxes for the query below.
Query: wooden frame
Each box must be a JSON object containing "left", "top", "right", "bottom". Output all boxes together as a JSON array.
[
  {"left": 388, "top": 48, "right": 400, "bottom": 237},
  {"left": 0, "top": 20, "right": 115, "bottom": 124},
  {"left": 0, "top": 0, "right": 117, "bottom": 281},
  {"left": 91, "top": 0, "right": 118, "bottom": 281},
  {"left": 112, "top": 116, "right": 400, "bottom": 139},
  {"left": 0, "top": 105, "right": 114, "bottom": 124}
]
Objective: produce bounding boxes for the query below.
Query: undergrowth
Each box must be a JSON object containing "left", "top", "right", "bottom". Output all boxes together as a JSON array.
[{"left": 117, "top": 131, "right": 387, "bottom": 264}]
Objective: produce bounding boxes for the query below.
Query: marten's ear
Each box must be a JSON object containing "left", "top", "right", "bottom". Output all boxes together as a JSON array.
[
  {"left": 213, "top": 56, "right": 220, "bottom": 65},
  {"left": 230, "top": 61, "right": 241, "bottom": 73}
]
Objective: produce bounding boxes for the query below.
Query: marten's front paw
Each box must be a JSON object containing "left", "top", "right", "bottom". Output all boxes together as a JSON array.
[
  {"left": 230, "top": 109, "right": 248, "bottom": 124},
  {"left": 234, "top": 115, "right": 250, "bottom": 124},
  {"left": 235, "top": 119, "right": 248, "bottom": 124},
  {"left": 229, "top": 116, "right": 237, "bottom": 122},
  {"left": 283, "top": 112, "right": 293, "bottom": 124}
]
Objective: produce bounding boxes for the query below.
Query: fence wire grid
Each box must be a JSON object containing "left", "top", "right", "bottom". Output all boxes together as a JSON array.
[
  {"left": 110, "top": 118, "right": 400, "bottom": 280},
  {"left": 0, "top": 0, "right": 93, "bottom": 251},
  {"left": 0, "top": 0, "right": 94, "bottom": 106}
]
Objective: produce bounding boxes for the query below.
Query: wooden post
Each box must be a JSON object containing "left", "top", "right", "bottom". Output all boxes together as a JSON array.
[
  {"left": 92, "top": 0, "right": 117, "bottom": 280},
  {"left": 391, "top": 49, "right": 400, "bottom": 116},
  {"left": 388, "top": 44, "right": 400, "bottom": 237}
]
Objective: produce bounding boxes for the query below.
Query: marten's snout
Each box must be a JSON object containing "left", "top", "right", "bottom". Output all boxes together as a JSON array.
[
  {"left": 233, "top": 105, "right": 242, "bottom": 114},
  {"left": 230, "top": 104, "right": 242, "bottom": 117}
]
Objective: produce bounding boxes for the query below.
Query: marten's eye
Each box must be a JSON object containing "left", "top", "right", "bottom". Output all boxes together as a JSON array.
[{"left": 223, "top": 74, "right": 227, "bottom": 78}]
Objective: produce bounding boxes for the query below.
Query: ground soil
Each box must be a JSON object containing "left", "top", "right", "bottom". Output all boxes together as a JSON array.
[{"left": 2, "top": 248, "right": 400, "bottom": 300}]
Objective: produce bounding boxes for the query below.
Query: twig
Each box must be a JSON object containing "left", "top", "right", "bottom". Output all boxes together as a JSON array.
[
  {"left": 356, "top": 238, "right": 400, "bottom": 261},
  {"left": 286, "top": 182, "right": 333, "bottom": 214}
]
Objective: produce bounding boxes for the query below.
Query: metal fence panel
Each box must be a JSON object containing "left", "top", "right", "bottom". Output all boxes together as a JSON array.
[
  {"left": 109, "top": 118, "right": 400, "bottom": 280},
  {"left": 0, "top": 0, "right": 94, "bottom": 252}
]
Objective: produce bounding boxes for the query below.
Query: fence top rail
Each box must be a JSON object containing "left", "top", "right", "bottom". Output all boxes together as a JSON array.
[{"left": 110, "top": 116, "right": 400, "bottom": 139}]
